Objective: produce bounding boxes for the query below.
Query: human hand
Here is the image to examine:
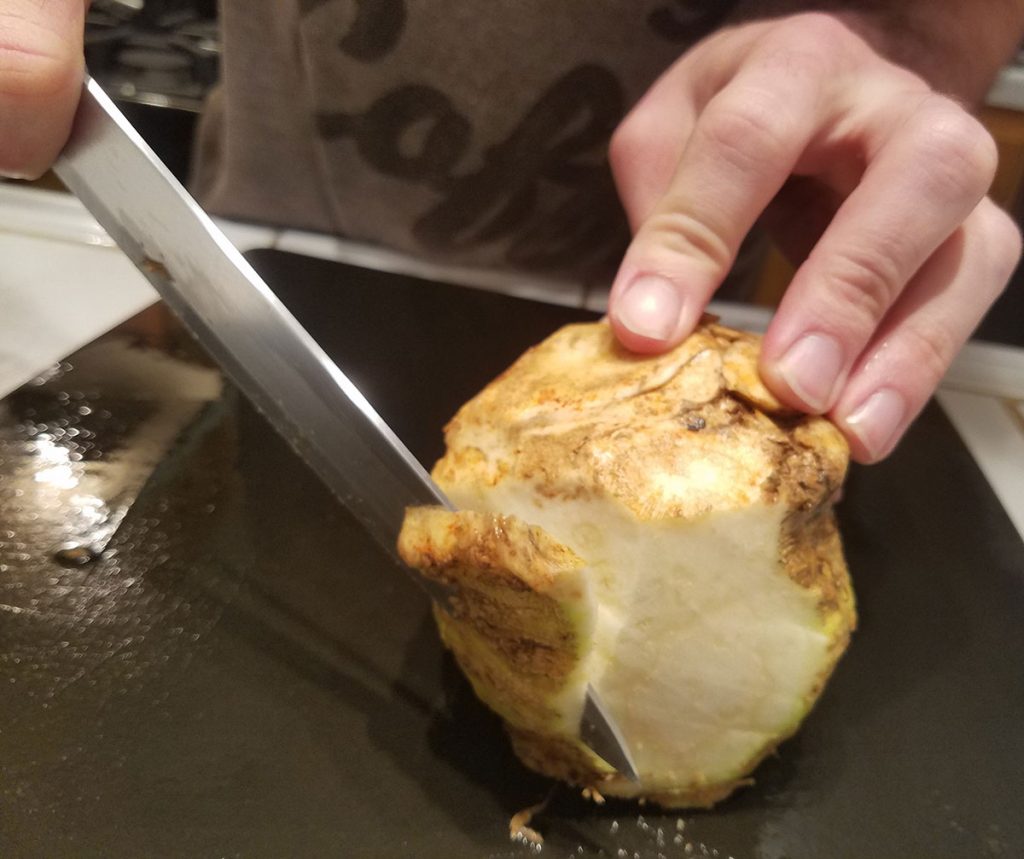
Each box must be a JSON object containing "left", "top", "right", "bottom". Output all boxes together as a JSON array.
[
  {"left": 0, "top": 1, "right": 87, "bottom": 178},
  {"left": 607, "top": 12, "right": 1021, "bottom": 463}
]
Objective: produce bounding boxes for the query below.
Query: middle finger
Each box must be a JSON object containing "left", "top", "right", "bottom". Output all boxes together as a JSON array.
[{"left": 760, "top": 92, "right": 998, "bottom": 412}]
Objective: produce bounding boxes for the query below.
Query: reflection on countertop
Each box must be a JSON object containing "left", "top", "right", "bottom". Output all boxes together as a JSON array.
[{"left": 1, "top": 183, "right": 1023, "bottom": 544}]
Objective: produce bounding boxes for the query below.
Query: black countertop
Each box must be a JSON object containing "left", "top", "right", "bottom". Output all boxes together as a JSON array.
[{"left": 0, "top": 250, "right": 1021, "bottom": 858}]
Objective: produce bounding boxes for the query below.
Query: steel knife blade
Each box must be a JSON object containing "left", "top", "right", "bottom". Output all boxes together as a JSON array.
[{"left": 54, "top": 77, "right": 637, "bottom": 782}]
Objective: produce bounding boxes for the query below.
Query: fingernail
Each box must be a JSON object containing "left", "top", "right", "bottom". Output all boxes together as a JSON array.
[
  {"left": 613, "top": 275, "right": 683, "bottom": 341},
  {"left": 776, "top": 333, "right": 844, "bottom": 412},
  {"left": 843, "top": 388, "right": 906, "bottom": 461}
]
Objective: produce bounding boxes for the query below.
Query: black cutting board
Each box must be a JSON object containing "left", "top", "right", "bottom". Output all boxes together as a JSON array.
[{"left": 0, "top": 248, "right": 1022, "bottom": 858}]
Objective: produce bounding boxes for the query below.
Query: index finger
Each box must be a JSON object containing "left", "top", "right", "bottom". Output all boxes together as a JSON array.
[{"left": 607, "top": 42, "right": 836, "bottom": 353}]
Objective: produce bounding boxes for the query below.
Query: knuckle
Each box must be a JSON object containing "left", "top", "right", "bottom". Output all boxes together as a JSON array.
[
  {"left": 898, "top": 324, "right": 956, "bottom": 387},
  {"left": 700, "top": 97, "right": 789, "bottom": 171},
  {"left": 781, "top": 12, "right": 852, "bottom": 47},
  {"left": 980, "top": 203, "right": 1023, "bottom": 283},
  {"left": 910, "top": 98, "right": 998, "bottom": 198},
  {"left": 752, "top": 43, "right": 834, "bottom": 100},
  {"left": 0, "top": 46, "right": 80, "bottom": 102},
  {"left": 822, "top": 246, "right": 905, "bottom": 326},
  {"left": 608, "top": 118, "right": 643, "bottom": 178},
  {"left": 993, "top": 205, "right": 1024, "bottom": 256},
  {"left": 889, "top": 65, "right": 930, "bottom": 93},
  {"left": 0, "top": 8, "right": 82, "bottom": 101},
  {"left": 641, "top": 207, "right": 733, "bottom": 273},
  {"left": 978, "top": 200, "right": 1019, "bottom": 254},
  {"left": 774, "top": 12, "right": 857, "bottom": 57}
]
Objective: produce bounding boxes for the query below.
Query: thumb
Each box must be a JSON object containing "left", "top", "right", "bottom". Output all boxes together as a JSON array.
[{"left": 0, "top": 0, "right": 87, "bottom": 179}]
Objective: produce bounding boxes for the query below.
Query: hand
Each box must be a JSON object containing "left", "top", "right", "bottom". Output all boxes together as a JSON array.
[
  {"left": 0, "top": 1, "right": 87, "bottom": 178},
  {"left": 607, "top": 12, "right": 1021, "bottom": 463}
]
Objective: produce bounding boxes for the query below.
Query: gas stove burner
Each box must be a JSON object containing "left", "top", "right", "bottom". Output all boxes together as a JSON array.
[{"left": 85, "top": 0, "right": 221, "bottom": 112}]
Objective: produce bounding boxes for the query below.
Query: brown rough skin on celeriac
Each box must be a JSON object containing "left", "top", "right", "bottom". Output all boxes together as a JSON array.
[{"left": 398, "top": 320, "right": 855, "bottom": 808}]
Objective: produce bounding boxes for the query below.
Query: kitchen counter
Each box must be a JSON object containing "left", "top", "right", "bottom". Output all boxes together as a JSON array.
[
  {"left": 2, "top": 183, "right": 1023, "bottom": 541},
  {"left": 2, "top": 181, "right": 1024, "bottom": 858}
]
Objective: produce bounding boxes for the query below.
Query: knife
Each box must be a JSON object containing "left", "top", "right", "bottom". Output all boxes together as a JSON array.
[{"left": 53, "top": 76, "right": 639, "bottom": 783}]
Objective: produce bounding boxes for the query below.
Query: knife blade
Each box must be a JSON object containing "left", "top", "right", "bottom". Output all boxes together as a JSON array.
[{"left": 54, "top": 77, "right": 637, "bottom": 782}]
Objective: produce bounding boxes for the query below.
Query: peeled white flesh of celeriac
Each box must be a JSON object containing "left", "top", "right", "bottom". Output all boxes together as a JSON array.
[{"left": 399, "top": 321, "right": 854, "bottom": 807}]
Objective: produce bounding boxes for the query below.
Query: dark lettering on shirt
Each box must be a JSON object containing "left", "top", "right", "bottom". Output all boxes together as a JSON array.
[
  {"left": 317, "top": 64, "right": 628, "bottom": 278},
  {"left": 301, "top": 0, "right": 407, "bottom": 62},
  {"left": 339, "top": 0, "right": 406, "bottom": 61},
  {"left": 647, "top": 0, "right": 738, "bottom": 43},
  {"left": 303, "top": 2, "right": 734, "bottom": 278},
  {"left": 317, "top": 85, "right": 470, "bottom": 183},
  {"left": 415, "top": 65, "right": 628, "bottom": 277}
]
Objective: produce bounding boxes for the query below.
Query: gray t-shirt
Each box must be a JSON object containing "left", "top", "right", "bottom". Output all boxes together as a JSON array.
[{"left": 192, "top": 1, "right": 739, "bottom": 284}]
